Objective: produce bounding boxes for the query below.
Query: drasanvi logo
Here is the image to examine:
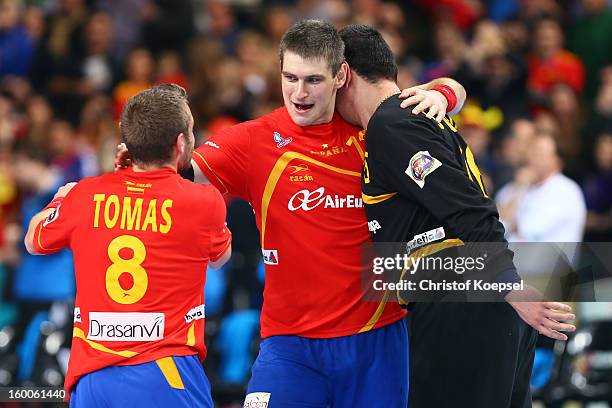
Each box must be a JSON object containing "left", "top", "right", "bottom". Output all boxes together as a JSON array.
[
  {"left": 244, "top": 392, "right": 271, "bottom": 408},
  {"left": 287, "top": 187, "right": 363, "bottom": 211},
  {"left": 87, "top": 312, "right": 164, "bottom": 341}
]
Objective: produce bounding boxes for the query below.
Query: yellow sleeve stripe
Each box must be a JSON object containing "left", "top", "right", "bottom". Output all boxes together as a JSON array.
[
  {"left": 193, "top": 151, "right": 229, "bottom": 194},
  {"left": 72, "top": 327, "right": 138, "bottom": 358},
  {"left": 156, "top": 357, "right": 185, "bottom": 390},
  {"left": 186, "top": 323, "right": 195, "bottom": 347},
  {"left": 358, "top": 290, "right": 390, "bottom": 333},
  {"left": 361, "top": 192, "right": 397, "bottom": 205},
  {"left": 35, "top": 220, "right": 62, "bottom": 252}
]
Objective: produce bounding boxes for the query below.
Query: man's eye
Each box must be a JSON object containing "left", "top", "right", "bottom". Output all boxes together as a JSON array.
[
  {"left": 285, "top": 76, "right": 297, "bottom": 82},
  {"left": 309, "top": 78, "right": 321, "bottom": 84}
]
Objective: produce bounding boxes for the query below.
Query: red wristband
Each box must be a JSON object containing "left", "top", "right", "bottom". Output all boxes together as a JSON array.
[
  {"left": 44, "top": 197, "right": 64, "bottom": 211},
  {"left": 432, "top": 84, "right": 457, "bottom": 113}
]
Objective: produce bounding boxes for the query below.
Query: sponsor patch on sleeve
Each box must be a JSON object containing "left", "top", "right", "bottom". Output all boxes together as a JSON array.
[
  {"left": 405, "top": 150, "right": 441, "bottom": 188},
  {"left": 43, "top": 204, "right": 61, "bottom": 227}
]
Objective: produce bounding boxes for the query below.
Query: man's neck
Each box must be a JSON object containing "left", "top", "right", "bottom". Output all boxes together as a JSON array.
[
  {"left": 132, "top": 162, "right": 177, "bottom": 172},
  {"left": 356, "top": 80, "right": 401, "bottom": 129}
]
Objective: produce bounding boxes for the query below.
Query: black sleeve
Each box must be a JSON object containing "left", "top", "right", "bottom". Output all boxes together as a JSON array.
[{"left": 371, "top": 115, "right": 520, "bottom": 291}]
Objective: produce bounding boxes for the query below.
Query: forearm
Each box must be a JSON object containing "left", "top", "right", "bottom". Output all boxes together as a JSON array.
[{"left": 24, "top": 208, "right": 54, "bottom": 255}]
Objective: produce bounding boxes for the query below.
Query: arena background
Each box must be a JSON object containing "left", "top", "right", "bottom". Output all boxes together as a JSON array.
[{"left": 0, "top": 0, "right": 611, "bottom": 406}]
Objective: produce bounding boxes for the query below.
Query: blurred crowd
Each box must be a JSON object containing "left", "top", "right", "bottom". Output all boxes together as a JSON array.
[{"left": 1, "top": 0, "right": 612, "bottom": 403}]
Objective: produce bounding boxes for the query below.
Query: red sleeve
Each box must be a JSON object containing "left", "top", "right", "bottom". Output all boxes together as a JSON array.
[
  {"left": 32, "top": 190, "right": 78, "bottom": 254},
  {"left": 192, "top": 123, "right": 251, "bottom": 200},
  {"left": 200, "top": 186, "right": 232, "bottom": 262}
]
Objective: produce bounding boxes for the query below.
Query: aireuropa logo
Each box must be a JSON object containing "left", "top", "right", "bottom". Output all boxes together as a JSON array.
[
  {"left": 87, "top": 312, "right": 164, "bottom": 341},
  {"left": 287, "top": 187, "right": 362, "bottom": 211},
  {"left": 243, "top": 392, "right": 270, "bottom": 408},
  {"left": 184, "top": 304, "right": 205, "bottom": 323}
]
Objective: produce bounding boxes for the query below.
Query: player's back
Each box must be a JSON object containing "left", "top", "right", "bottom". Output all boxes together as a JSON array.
[{"left": 35, "top": 167, "right": 231, "bottom": 394}]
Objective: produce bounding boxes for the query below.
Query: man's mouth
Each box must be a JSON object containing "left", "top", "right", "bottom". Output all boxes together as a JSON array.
[{"left": 294, "top": 103, "right": 314, "bottom": 112}]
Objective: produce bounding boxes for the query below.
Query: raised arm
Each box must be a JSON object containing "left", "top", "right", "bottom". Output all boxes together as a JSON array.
[
  {"left": 398, "top": 77, "right": 467, "bottom": 121},
  {"left": 24, "top": 182, "right": 76, "bottom": 255}
]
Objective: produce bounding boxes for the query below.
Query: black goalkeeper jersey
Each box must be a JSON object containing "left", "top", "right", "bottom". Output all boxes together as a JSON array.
[{"left": 362, "top": 94, "right": 519, "bottom": 285}]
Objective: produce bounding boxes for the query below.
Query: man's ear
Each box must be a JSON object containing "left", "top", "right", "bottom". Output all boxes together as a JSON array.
[
  {"left": 176, "top": 133, "right": 186, "bottom": 156},
  {"left": 335, "top": 62, "right": 349, "bottom": 89},
  {"left": 343, "top": 66, "right": 354, "bottom": 89}
]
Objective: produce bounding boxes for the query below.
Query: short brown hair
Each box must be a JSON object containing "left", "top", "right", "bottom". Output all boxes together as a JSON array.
[
  {"left": 279, "top": 19, "right": 345, "bottom": 76},
  {"left": 120, "top": 84, "right": 189, "bottom": 166}
]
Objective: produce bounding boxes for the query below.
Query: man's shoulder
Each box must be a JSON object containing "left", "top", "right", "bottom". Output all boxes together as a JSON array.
[
  {"left": 211, "top": 108, "right": 285, "bottom": 141},
  {"left": 374, "top": 99, "right": 437, "bottom": 131},
  {"left": 369, "top": 100, "right": 447, "bottom": 147},
  {"left": 174, "top": 177, "right": 224, "bottom": 203}
]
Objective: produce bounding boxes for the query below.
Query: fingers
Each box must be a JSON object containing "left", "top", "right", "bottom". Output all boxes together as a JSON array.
[
  {"left": 545, "top": 302, "right": 572, "bottom": 313},
  {"left": 425, "top": 106, "right": 440, "bottom": 120},
  {"left": 435, "top": 108, "right": 446, "bottom": 123},
  {"left": 547, "top": 320, "right": 576, "bottom": 333},
  {"left": 544, "top": 309, "right": 575, "bottom": 322},
  {"left": 411, "top": 101, "right": 430, "bottom": 116},
  {"left": 538, "top": 325, "right": 568, "bottom": 341},
  {"left": 400, "top": 95, "right": 423, "bottom": 109},
  {"left": 399, "top": 87, "right": 418, "bottom": 99}
]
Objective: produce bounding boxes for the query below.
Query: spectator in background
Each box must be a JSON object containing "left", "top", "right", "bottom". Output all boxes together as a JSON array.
[
  {"left": 594, "top": 65, "right": 612, "bottom": 122},
  {"left": 497, "top": 130, "right": 586, "bottom": 242},
  {"left": 21, "top": 5, "right": 45, "bottom": 45},
  {"left": 548, "top": 83, "right": 584, "bottom": 177},
  {"left": 567, "top": 0, "right": 612, "bottom": 101},
  {"left": 141, "top": 0, "right": 194, "bottom": 56},
  {"left": 204, "top": 0, "right": 240, "bottom": 56},
  {"left": 112, "top": 47, "right": 154, "bottom": 120},
  {"left": 0, "top": 0, "right": 35, "bottom": 77},
  {"left": 28, "top": 0, "right": 89, "bottom": 115},
  {"left": 96, "top": 0, "right": 146, "bottom": 61},
  {"left": 455, "top": 20, "right": 529, "bottom": 121},
  {"left": 583, "top": 132, "right": 612, "bottom": 241},
  {"left": 455, "top": 102, "right": 503, "bottom": 192},
  {"left": 157, "top": 51, "right": 188, "bottom": 90},
  {"left": 78, "top": 94, "right": 117, "bottom": 173},
  {"left": 528, "top": 17, "right": 585, "bottom": 108},
  {"left": 47, "top": 119, "right": 98, "bottom": 182},
  {"left": 496, "top": 118, "right": 536, "bottom": 190},
  {"left": 423, "top": 21, "right": 467, "bottom": 82},
  {"left": 22, "top": 95, "right": 53, "bottom": 152},
  {"left": 79, "top": 11, "right": 118, "bottom": 95}
]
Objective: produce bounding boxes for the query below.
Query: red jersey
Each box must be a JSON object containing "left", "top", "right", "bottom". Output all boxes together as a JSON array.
[
  {"left": 193, "top": 107, "right": 406, "bottom": 338},
  {"left": 31, "top": 168, "right": 231, "bottom": 395}
]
